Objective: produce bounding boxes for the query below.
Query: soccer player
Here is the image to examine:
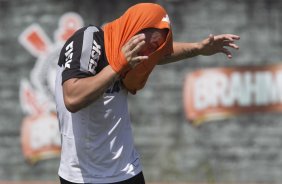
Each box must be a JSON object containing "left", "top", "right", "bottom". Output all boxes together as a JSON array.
[{"left": 55, "top": 3, "right": 239, "bottom": 184}]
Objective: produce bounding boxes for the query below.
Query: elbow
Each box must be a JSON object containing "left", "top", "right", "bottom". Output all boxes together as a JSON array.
[
  {"left": 64, "top": 96, "right": 81, "bottom": 113},
  {"left": 66, "top": 105, "right": 79, "bottom": 113}
]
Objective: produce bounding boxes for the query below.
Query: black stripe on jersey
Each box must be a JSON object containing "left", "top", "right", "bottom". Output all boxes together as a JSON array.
[{"left": 58, "top": 26, "right": 87, "bottom": 67}]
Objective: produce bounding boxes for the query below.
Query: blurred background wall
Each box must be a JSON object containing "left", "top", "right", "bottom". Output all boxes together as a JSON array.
[{"left": 0, "top": 0, "right": 282, "bottom": 183}]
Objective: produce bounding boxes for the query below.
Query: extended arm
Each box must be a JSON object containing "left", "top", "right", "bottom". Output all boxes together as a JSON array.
[{"left": 158, "top": 34, "right": 240, "bottom": 65}]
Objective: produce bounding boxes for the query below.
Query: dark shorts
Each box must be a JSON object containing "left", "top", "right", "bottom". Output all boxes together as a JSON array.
[{"left": 59, "top": 172, "right": 145, "bottom": 184}]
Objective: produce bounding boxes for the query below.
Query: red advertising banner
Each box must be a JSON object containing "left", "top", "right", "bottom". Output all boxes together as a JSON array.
[{"left": 183, "top": 65, "right": 282, "bottom": 125}]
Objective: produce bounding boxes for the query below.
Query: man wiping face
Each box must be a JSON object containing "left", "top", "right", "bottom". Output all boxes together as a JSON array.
[
  {"left": 103, "top": 3, "right": 173, "bottom": 93},
  {"left": 137, "top": 28, "right": 168, "bottom": 57}
]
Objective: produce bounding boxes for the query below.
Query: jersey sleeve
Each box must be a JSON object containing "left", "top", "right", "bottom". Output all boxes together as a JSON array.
[{"left": 58, "top": 26, "right": 106, "bottom": 84}]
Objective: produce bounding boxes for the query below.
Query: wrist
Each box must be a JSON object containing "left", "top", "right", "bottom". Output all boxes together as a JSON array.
[
  {"left": 105, "top": 65, "right": 120, "bottom": 81},
  {"left": 193, "top": 42, "right": 203, "bottom": 56},
  {"left": 187, "top": 42, "right": 202, "bottom": 57}
]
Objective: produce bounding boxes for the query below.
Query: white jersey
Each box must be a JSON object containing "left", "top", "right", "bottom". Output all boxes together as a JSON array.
[{"left": 55, "top": 26, "right": 142, "bottom": 183}]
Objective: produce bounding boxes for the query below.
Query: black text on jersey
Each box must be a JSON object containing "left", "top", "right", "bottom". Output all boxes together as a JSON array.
[
  {"left": 64, "top": 41, "right": 74, "bottom": 68},
  {"left": 88, "top": 40, "right": 101, "bottom": 75}
]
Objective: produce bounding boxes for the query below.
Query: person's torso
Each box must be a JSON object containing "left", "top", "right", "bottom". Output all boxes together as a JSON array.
[{"left": 55, "top": 25, "right": 142, "bottom": 183}]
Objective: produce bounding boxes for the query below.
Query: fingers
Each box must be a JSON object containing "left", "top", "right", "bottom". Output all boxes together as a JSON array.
[
  {"left": 227, "top": 34, "right": 240, "bottom": 40},
  {"left": 130, "top": 40, "right": 146, "bottom": 56},
  {"left": 223, "top": 41, "right": 239, "bottom": 50},
  {"left": 122, "top": 34, "right": 145, "bottom": 54},
  {"left": 227, "top": 43, "right": 239, "bottom": 50},
  {"left": 213, "top": 34, "right": 240, "bottom": 51},
  {"left": 126, "top": 33, "right": 146, "bottom": 50},
  {"left": 220, "top": 48, "right": 232, "bottom": 59},
  {"left": 214, "top": 34, "right": 240, "bottom": 42},
  {"left": 129, "top": 56, "right": 149, "bottom": 68},
  {"left": 122, "top": 33, "right": 149, "bottom": 68}
]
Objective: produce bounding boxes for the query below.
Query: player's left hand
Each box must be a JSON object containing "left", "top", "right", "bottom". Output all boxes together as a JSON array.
[{"left": 198, "top": 34, "right": 240, "bottom": 59}]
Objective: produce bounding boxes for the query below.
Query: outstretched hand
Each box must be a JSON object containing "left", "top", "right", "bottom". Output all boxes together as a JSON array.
[{"left": 198, "top": 34, "right": 240, "bottom": 59}]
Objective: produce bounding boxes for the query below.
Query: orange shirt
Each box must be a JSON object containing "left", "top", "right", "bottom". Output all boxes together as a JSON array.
[{"left": 103, "top": 3, "right": 173, "bottom": 94}]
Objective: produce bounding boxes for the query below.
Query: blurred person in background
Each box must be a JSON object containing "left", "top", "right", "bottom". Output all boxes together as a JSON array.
[{"left": 55, "top": 3, "right": 239, "bottom": 184}]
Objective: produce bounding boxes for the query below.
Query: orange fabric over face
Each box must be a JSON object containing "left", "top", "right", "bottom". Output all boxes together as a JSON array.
[{"left": 103, "top": 3, "right": 173, "bottom": 94}]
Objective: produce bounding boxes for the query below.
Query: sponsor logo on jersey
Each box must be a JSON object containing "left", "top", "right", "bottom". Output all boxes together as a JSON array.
[
  {"left": 65, "top": 41, "right": 74, "bottom": 68},
  {"left": 88, "top": 39, "right": 101, "bottom": 74},
  {"left": 18, "top": 12, "right": 84, "bottom": 164},
  {"left": 183, "top": 65, "right": 282, "bottom": 125}
]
